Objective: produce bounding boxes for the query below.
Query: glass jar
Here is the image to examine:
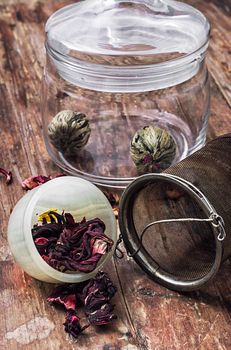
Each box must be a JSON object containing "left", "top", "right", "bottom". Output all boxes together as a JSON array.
[{"left": 42, "top": 0, "right": 210, "bottom": 188}]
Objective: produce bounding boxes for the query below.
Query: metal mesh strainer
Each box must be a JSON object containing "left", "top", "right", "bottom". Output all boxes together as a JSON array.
[{"left": 118, "top": 134, "right": 230, "bottom": 291}]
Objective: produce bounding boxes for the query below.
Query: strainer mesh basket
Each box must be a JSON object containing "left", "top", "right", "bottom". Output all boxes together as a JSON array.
[{"left": 119, "top": 134, "right": 231, "bottom": 290}]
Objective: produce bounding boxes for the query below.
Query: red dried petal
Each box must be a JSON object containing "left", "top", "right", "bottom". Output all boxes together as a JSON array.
[
  {"left": 87, "top": 303, "right": 117, "bottom": 326},
  {"left": 0, "top": 167, "right": 12, "bottom": 185},
  {"left": 63, "top": 310, "right": 89, "bottom": 338},
  {"left": 92, "top": 238, "right": 111, "bottom": 255},
  {"left": 32, "top": 223, "right": 63, "bottom": 239},
  {"left": 34, "top": 237, "right": 49, "bottom": 246},
  {"left": 22, "top": 175, "right": 51, "bottom": 190},
  {"left": 82, "top": 272, "right": 117, "bottom": 313},
  {"left": 22, "top": 173, "right": 66, "bottom": 190},
  {"left": 48, "top": 293, "right": 76, "bottom": 311},
  {"left": 42, "top": 255, "right": 50, "bottom": 263},
  {"left": 64, "top": 213, "right": 76, "bottom": 227},
  {"left": 43, "top": 217, "right": 113, "bottom": 273},
  {"left": 47, "top": 272, "right": 117, "bottom": 337}
]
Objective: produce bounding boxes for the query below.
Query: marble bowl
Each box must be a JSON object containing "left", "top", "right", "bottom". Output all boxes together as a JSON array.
[{"left": 7, "top": 176, "right": 117, "bottom": 283}]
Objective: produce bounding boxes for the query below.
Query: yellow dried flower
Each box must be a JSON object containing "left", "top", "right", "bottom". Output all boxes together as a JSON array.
[{"left": 38, "top": 209, "right": 58, "bottom": 223}]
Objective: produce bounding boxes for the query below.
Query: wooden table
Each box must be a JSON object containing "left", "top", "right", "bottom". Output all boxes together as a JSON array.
[{"left": 0, "top": 1, "right": 230, "bottom": 349}]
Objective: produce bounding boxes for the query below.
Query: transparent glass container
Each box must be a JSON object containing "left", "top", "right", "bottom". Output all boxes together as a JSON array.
[{"left": 42, "top": 0, "right": 210, "bottom": 188}]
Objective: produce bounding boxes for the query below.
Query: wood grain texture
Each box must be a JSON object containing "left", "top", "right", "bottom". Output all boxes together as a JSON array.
[
  {"left": 0, "top": 0, "right": 230, "bottom": 349},
  {"left": 185, "top": 0, "right": 231, "bottom": 108},
  {"left": 208, "top": 0, "right": 231, "bottom": 15}
]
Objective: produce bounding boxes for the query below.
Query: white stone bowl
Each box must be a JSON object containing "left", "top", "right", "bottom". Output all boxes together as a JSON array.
[{"left": 7, "top": 176, "right": 117, "bottom": 283}]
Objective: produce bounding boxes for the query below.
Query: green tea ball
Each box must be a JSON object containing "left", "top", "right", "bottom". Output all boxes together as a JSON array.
[
  {"left": 48, "top": 110, "right": 91, "bottom": 156},
  {"left": 130, "top": 125, "right": 176, "bottom": 174}
]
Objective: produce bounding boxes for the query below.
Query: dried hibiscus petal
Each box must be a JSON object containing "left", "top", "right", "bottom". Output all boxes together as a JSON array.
[
  {"left": 47, "top": 272, "right": 117, "bottom": 338},
  {"left": 81, "top": 272, "right": 117, "bottom": 326},
  {"left": 34, "top": 214, "right": 113, "bottom": 273},
  {"left": 65, "top": 213, "right": 76, "bottom": 227},
  {"left": 22, "top": 175, "right": 51, "bottom": 190},
  {"left": 32, "top": 222, "right": 64, "bottom": 239},
  {"left": 87, "top": 303, "right": 117, "bottom": 326},
  {"left": 92, "top": 238, "right": 110, "bottom": 255},
  {"left": 47, "top": 283, "right": 86, "bottom": 304},
  {"left": 34, "top": 237, "right": 49, "bottom": 247},
  {"left": 63, "top": 310, "right": 89, "bottom": 338},
  {"left": 42, "top": 254, "right": 50, "bottom": 263},
  {"left": 34, "top": 237, "right": 50, "bottom": 255},
  {"left": 22, "top": 173, "right": 66, "bottom": 190},
  {"left": 0, "top": 167, "right": 12, "bottom": 185},
  {"left": 81, "top": 272, "right": 117, "bottom": 313},
  {"left": 47, "top": 288, "right": 76, "bottom": 311},
  {"left": 47, "top": 282, "right": 93, "bottom": 311},
  {"left": 83, "top": 271, "right": 117, "bottom": 299}
]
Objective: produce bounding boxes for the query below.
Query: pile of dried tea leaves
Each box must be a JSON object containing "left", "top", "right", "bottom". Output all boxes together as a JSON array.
[
  {"left": 32, "top": 210, "right": 114, "bottom": 273},
  {"left": 48, "top": 271, "right": 117, "bottom": 337}
]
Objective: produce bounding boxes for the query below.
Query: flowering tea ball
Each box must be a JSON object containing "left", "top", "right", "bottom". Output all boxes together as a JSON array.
[
  {"left": 130, "top": 125, "right": 176, "bottom": 174},
  {"left": 48, "top": 110, "right": 91, "bottom": 156}
]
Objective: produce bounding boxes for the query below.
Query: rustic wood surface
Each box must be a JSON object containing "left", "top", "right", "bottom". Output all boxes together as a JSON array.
[{"left": 0, "top": 0, "right": 230, "bottom": 349}]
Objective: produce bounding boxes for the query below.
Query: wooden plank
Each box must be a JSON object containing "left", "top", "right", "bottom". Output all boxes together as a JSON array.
[
  {"left": 208, "top": 0, "right": 231, "bottom": 15},
  {"left": 115, "top": 256, "right": 231, "bottom": 350},
  {"left": 0, "top": 0, "right": 230, "bottom": 349},
  {"left": 185, "top": 0, "right": 231, "bottom": 107},
  {"left": 208, "top": 78, "right": 231, "bottom": 140},
  {"left": 0, "top": 1, "right": 137, "bottom": 349}
]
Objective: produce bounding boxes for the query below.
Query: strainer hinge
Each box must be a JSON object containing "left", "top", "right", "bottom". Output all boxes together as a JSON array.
[{"left": 210, "top": 213, "right": 226, "bottom": 241}]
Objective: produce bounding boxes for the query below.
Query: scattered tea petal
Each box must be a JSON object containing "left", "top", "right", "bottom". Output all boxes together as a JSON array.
[
  {"left": 47, "top": 272, "right": 117, "bottom": 338},
  {"left": 64, "top": 310, "right": 89, "bottom": 338},
  {"left": 22, "top": 175, "right": 51, "bottom": 190},
  {"left": 82, "top": 271, "right": 117, "bottom": 314},
  {"left": 87, "top": 303, "right": 117, "bottom": 326},
  {"left": 48, "top": 292, "right": 76, "bottom": 311},
  {"left": 0, "top": 167, "right": 12, "bottom": 185},
  {"left": 34, "top": 237, "right": 49, "bottom": 247},
  {"left": 22, "top": 173, "right": 66, "bottom": 190}
]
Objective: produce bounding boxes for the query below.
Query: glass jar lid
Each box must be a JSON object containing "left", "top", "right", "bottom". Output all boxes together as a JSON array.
[
  {"left": 45, "top": 0, "right": 210, "bottom": 91},
  {"left": 46, "top": 0, "right": 209, "bottom": 65}
]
